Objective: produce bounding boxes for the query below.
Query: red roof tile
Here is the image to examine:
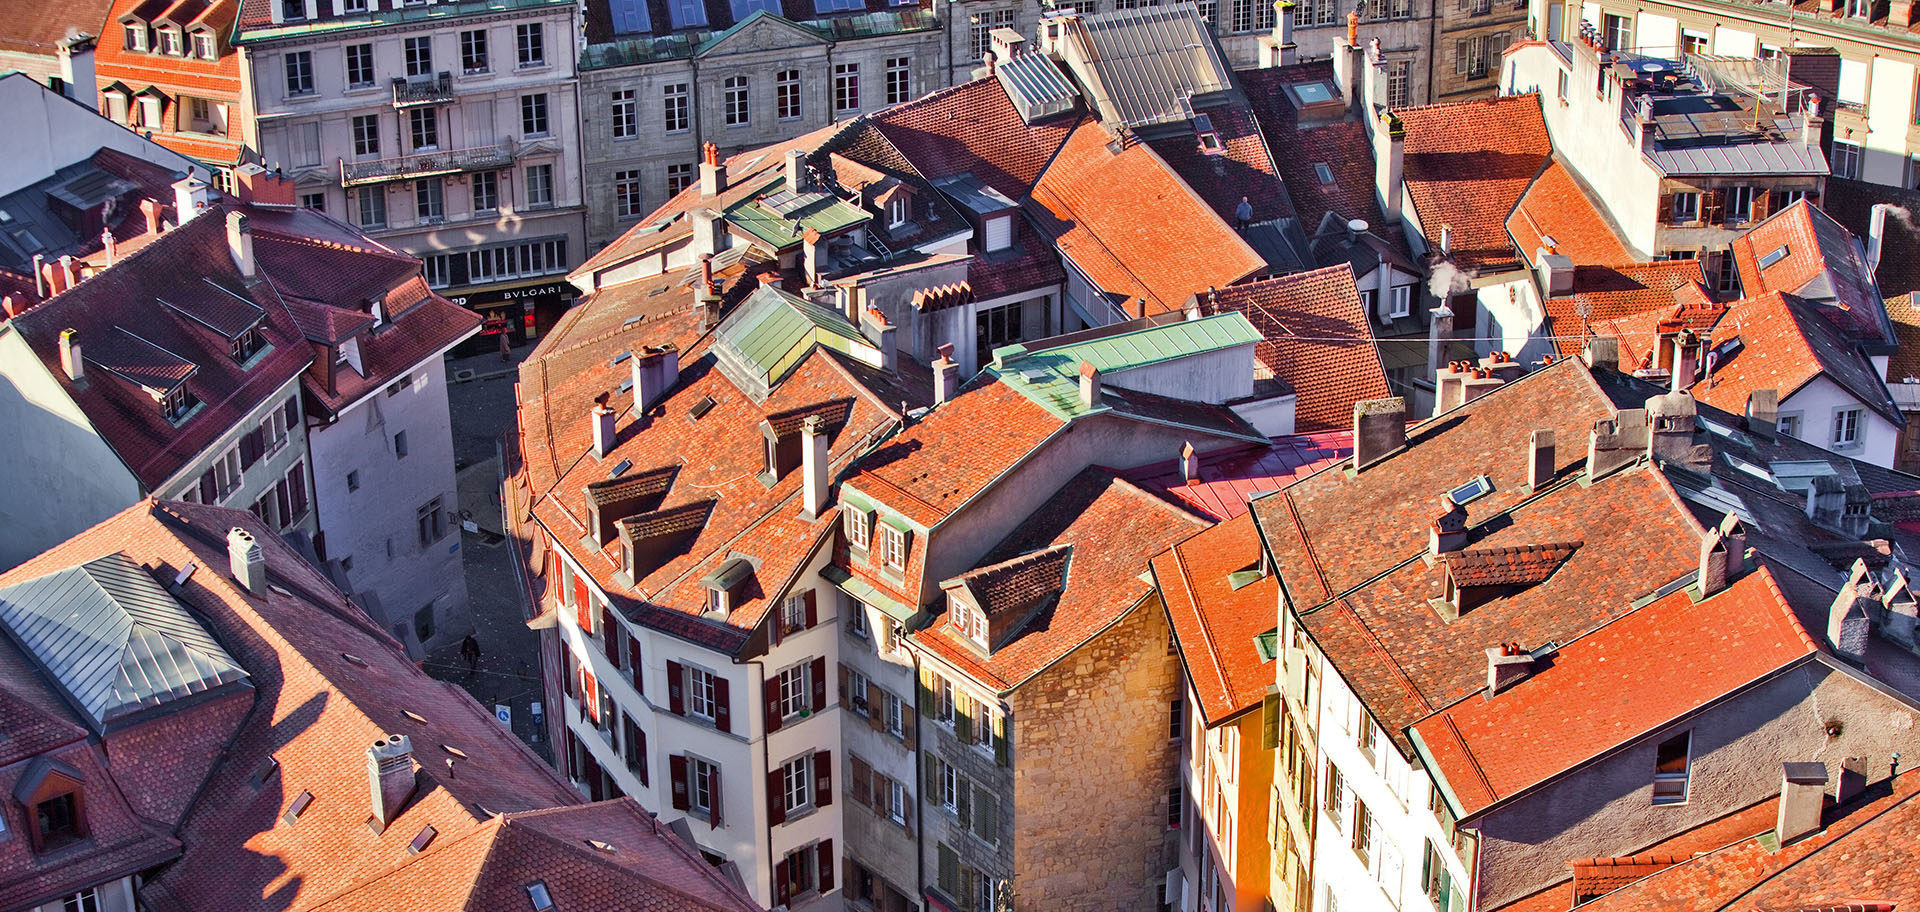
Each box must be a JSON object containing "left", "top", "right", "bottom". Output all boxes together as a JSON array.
[
  {"left": 1206, "top": 264, "right": 1393, "bottom": 432},
  {"left": 0, "top": 0, "right": 114, "bottom": 59},
  {"left": 1122, "top": 433, "right": 1353, "bottom": 522},
  {"left": 872, "top": 77, "right": 1077, "bottom": 202},
  {"left": 1730, "top": 199, "right": 1895, "bottom": 348},
  {"left": 1143, "top": 102, "right": 1295, "bottom": 226},
  {"left": 1690, "top": 290, "right": 1898, "bottom": 423},
  {"left": 1440, "top": 541, "right": 1582, "bottom": 587},
  {"left": 849, "top": 378, "right": 1064, "bottom": 529},
  {"left": 1542, "top": 261, "right": 1714, "bottom": 359},
  {"left": 1506, "top": 160, "right": 1631, "bottom": 266},
  {"left": 1027, "top": 120, "right": 1266, "bottom": 316},
  {"left": 94, "top": 0, "right": 243, "bottom": 102},
  {"left": 1398, "top": 95, "right": 1553, "bottom": 273},
  {"left": 1154, "top": 512, "right": 1280, "bottom": 723},
  {"left": 1412, "top": 566, "right": 1815, "bottom": 818}
]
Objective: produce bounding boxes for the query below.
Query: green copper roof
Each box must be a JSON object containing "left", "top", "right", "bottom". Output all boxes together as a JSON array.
[
  {"left": 722, "top": 177, "right": 870, "bottom": 251},
  {"left": 983, "top": 313, "right": 1262, "bottom": 419},
  {"left": 578, "top": 8, "right": 938, "bottom": 69},
  {"left": 716, "top": 285, "right": 870, "bottom": 392},
  {"left": 235, "top": 0, "right": 570, "bottom": 42}
]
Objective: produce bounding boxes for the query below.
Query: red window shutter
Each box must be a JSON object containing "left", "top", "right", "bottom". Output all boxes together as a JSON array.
[
  {"left": 775, "top": 859, "right": 792, "bottom": 907},
  {"left": 581, "top": 670, "right": 598, "bottom": 723},
  {"left": 636, "top": 728, "right": 648, "bottom": 786},
  {"left": 803, "top": 588, "right": 818, "bottom": 628},
  {"left": 574, "top": 577, "right": 592, "bottom": 631},
  {"left": 284, "top": 396, "right": 299, "bottom": 432},
  {"left": 601, "top": 607, "right": 619, "bottom": 663},
  {"left": 287, "top": 462, "right": 307, "bottom": 516},
  {"left": 199, "top": 469, "right": 217, "bottom": 502},
  {"left": 810, "top": 657, "right": 827, "bottom": 712},
  {"left": 707, "top": 767, "right": 722, "bottom": 826},
  {"left": 628, "top": 636, "right": 643, "bottom": 694},
  {"left": 669, "top": 755, "right": 689, "bottom": 810},
  {"left": 768, "top": 768, "right": 787, "bottom": 826},
  {"left": 713, "top": 677, "right": 731, "bottom": 733},
  {"left": 814, "top": 749, "right": 832, "bottom": 808},
  {"left": 817, "top": 839, "right": 835, "bottom": 892},
  {"left": 764, "top": 675, "right": 784, "bottom": 734},
  {"left": 666, "top": 661, "right": 685, "bottom": 715}
]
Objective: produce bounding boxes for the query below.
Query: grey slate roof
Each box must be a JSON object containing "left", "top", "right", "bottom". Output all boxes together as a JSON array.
[{"left": 0, "top": 552, "right": 249, "bottom": 730}]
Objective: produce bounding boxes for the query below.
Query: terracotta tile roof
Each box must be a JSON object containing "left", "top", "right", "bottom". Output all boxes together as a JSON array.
[
  {"left": 1506, "top": 160, "right": 1632, "bottom": 265},
  {"left": 94, "top": 0, "right": 243, "bottom": 99},
  {"left": 1252, "top": 359, "right": 1707, "bottom": 754},
  {"left": 1569, "top": 855, "right": 1691, "bottom": 904},
  {"left": 871, "top": 77, "right": 1077, "bottom": 202},
  {"left": 966, "top": 222, "right": 1066, "bottom": 302},
  {"left": 1122, "top": 432, "right": 1353, "bottom": 521},
  {"left": 1440, "top": 541, "right": 1581, "bottom": 587},
  {"left": 1153, "top": 512, "right": 1280, "bottom": 723},
  {"left": 1730, "top": 199, "right": 1896, "bottom": 349},
  {"left": 1885, "top": 292, "right": 1920, "bottom": 385},
  {"left": 914, "top": 469, "right": 1206, "bottom": 691},
  {"left": 1690, "top": 291, "right": 1899, "bottom": 424},
  {"left": 1397, "top": 94, "right": 1553, "bottom": 273},
  {"left": 1240, "top": 66, "right": 1386, "bottom": 236},
  {"left": 7, "top": 203, "right": 313, "bottom": 489},
  {"left": 1411, "top": 565, "right": 1815, "bottom": 818},
  {"left": 1026, "top": 120, "right": 1266, "bottom": 316},
  {"left": 1541, "top": 261, "right": 1713, "bottom": 359},
  {"left": 947, "top": 544, "right": 1072, "bottom": 619},
  {"left": 1205, "top": 264, "right": 1393, "bottom": 432},
  {"left": 1574, "top": 767, "right": 1920, "bottom": 911},
  {"left": 1143, "top": 102, "right": 1294, "bottom": 226},
  {"left": 847, "top": 377, "right": 1064, "bottom": 529}
]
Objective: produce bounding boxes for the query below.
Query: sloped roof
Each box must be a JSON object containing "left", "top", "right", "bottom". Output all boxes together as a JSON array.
[
  {"left": 1441, "top": 541, "right": 1582, "bottom": 587},
  {"left": 1206, "top": 265, "right": 1393, "bottom": 433},
  {"left": 983, "top": 313, "right": 1263, "bottom": 419},
  {"left": 1143, "top": 102, "right": 1294, "bottom": 228},
  {"left": 1154, "top": 512, "right": 1281, "bottom": 724},
  {"left": 847, "top": 378, "right": 1064, "bottom": 530},
  {"left": 1071, "top": 4, "right": 1232, "bottom": 128},
  {"left": 943, "top": 544, "right": 1072, "bottom": 623},
  {"left": 1397, "top": 94, "right": 1553, "bottom": 273},
  {"left": 1690, "top": 290, "right": 1899, "bottom": 424},
  {"left": 1540, "top": 261, "right": 1710, "bottom": 359},
  {"left": 1411, "top": 565, "right": 1815, "bottom": 818},
  {"left": 0, "top": 551, "right": 248, "bottom": 730},
  {"left": 0, "top": 0, "right": 114, "bottom": 58},
  {"left": 873, "top": 76, "right": 1078, "bottom": 201},
  {"left": 1123, "top": 433, "right": 1352, "bottom": 522},
  {"left": 1506, "top": 160, "right": 1632, "bottom": 265},
  {"left": 1729, "top": 199, "right": 1895, "bottom": 350},
  {"left": 1822, "top": 177, "right": 1920, "bottom": 304}
]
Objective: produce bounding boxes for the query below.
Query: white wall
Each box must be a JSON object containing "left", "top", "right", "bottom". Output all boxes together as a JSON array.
[
  {"left": 1475, "top": 275, "right": 1551, "bottom": 363},
  {"left": 153, "top": 373, "right": 312, "bottom": 538},
  {"left": 1863, "top": 58, "right": 1917, "bottom": 186},
  {"left": 0, "top": 73, "right": 196, "bottom": 197},
  {"left": 1503, "top": 43, "right": 1663, "bottom": 253},
  {"left": 1777, "top": 374, "right": 1901, "bottom": 469}
]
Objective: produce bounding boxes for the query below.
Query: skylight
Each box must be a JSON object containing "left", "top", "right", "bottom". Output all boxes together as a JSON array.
[
  {"left": 1758, "top": 245, "right": 1789, "bottom": 269},
  {"left": 1448, "top": 475, "right": 1494, "bottom": 506},
  {"left": 282, "top": 790, "right": 313, "bottom": 825},
  {"left": 408, "top": 824, "right": 437, "bottom": 855},
  {"left": 527, "top": 883, "right": 555, "bottom": 911},
  {"left": 1313, "top": 163, "right": 1335, "bottom": 184}
]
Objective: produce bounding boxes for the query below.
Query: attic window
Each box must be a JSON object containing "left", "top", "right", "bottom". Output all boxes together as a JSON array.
[
  {"left": 586, "top": 839, "right": 617, "bottom": 853},
  {"left": 689, "top": 396, "right": 717, "bottom": 419},
  {"left": 527, "top": 882, "right": 555, "bottom": 912},
  {"left": 162, "top": 386, "right": 201, "bottom": 424},
  {"left": 1193, "top": 113, "right": 1223, "bottom": 153},
  {"left": 1252, "top": 629, "right": 1279, "bottom": 661},
  {"left": 1758, "top": 245, "right": 1789, "bottom": 269},
  {"left": 1228, "top": 563, "right": 1265, "bottom": 590},
  {"left": 609, "top": 458, "right": 633, "bottom": 478},
  {"left": 407, "top": 824, "right": 437, "bottom": 854},
  {"left": 250, "top": 757, "right": 280, "bottom": 788},
  {"left": 1313, "top": 163, "right": 1335, "bottom": 184},
  {"left": 282, "top": 790, "right": 313, "bottom": 825},
  {"left": 231, "top": 326, "right": 264, "bottom": 364},
  {"left": 1448, "top": 475, "right": 1494, "bottom": 506}
]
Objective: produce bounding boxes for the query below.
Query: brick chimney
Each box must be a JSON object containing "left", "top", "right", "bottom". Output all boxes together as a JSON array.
[
  {"left": 1485, "top": 643, "right": 1533, "bottom": 697},
  {"left": 1893, "top": 0, "right": 1918, "bottom": 28},
  {"left": 801, "top": 414, "right": 830, "bottom": 520},
  {"left": 1776, "top": 762, "right": 1829, "bottom": 846},
  {"left": 1586, "top": 407, "right": 1649, "bottom": 481},
  {"left": 58, "top": 328, "right": 83, "bottom": 381},
  {"left": 234, "top": 163, "right": 299, "bottom": 208},
  {"left": 632, "top": 344, "right": 680, "bottom": 415},
  {"left": 228, "top": 211, "right": 256, "bottom": 278},
  {"left": 1352, "top": 397, "right": 1407, "bottom": 470},
  {"left": 932, "top": 343, "right": 960, "bottom": 405},
  {"left": 1745, "top": 389, "right": 1778, "bottom": 438},
  {"left": 1645, "top": 390, "right": 1699, "bottom": 464},
  {"left": 1375, "top": 112, "right": 1405, "bottom": 224},
  {"left": 1697, "top": 518, "right": 1736, "bottom": 598},
  {"left": 699, "top": 142, "right": 727, "bottom": 197},
  {"left": 1079, "top": 360, "right": 1101, "bottom": 409},
  {"left": 227, "top": 527, "right": 265, "bottom": 595},
  {"left": 1181, "top": 441, "right": 1200, "bottom": 484},
  {"left": 1430, "top": 495, "right": 1469, "bottom": 557},
  {"left": 1527, "top": 429, "right": 1555, "bottom": 491},
  {"left": 1827, "top": 559, "right": 1877, "bottom": 664},
  {"left": 367, "top": 734, "right": 417, "bottom": 832},
  {"left": 591, "top": 401, "right": 617, "bottom": 458},
  {"left": 139, "top": 198, "right": 163, "bottom": 235}
]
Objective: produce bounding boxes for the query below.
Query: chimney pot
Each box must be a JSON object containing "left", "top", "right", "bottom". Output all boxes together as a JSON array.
[
  {"left": 1180, "top": 441, "right": 1200, "bottom": 484},
  {"left": 1776, "top": 762, "right": 1829, "bottom": 846},
  {"left": 1353, "top": 398, "right": 1408, "bottom": 470},
  {"left": 59, "top": 254, "right": 79, "bottom": 288},
  {"left": 1079, "top": 361, "right": 1102, "bottom": 409},
  {"left": 101, "top": 227, "right": 117, "bottom": 266},
  {"left": 139, "top": 198, "right": 163, "bottom": 235},
  {"left": 367, "top": 734, "right": 417, "bottom": 831},
  {"left": 1868, "top": 204, "right": 1894, "bottom": 277},
  {"left": 1376, "top": 112, "right": 1405, "bottom": 224},
  {"left": 227, "top": 527, "right": 265, "bottom": 595},
  {"left": 1527, "top": 429, "right": 1555, "bottom": 490},
  {"left": 699, "top": 142, "right": 727, "bottom": 197},
  {"left": 1439, "top": 224, "right": 1453, "bottom": 257},
  {"left": 1486, "top": 645, "right": 1534, "bottom": 697},
  {"left": 58, "top": 328, "right": 83, "bottom": 381},
  {"left": 801, "top": 413, "right": 831, "bottom": 519},
  {"left": 933, "top": 344, "right": 960, "bottom": 405},
  {"left": 30, "top": 253, "right": 45, "bottom": 297}
]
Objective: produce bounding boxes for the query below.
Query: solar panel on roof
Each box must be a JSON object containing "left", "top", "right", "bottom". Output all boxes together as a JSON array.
[{"left": 610, "top": 459, "right": 633, "bottom": 477}]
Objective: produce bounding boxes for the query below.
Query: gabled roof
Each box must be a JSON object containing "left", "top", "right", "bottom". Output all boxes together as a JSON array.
[
  {"left": 1154, "top": 512, "right": 1281, "bottom": 725},
  {"left": 1411, "top": 565, "right": 1815, "bottom": 819},
  {"left": 846, "top": 378, "right": 1065, "bottom": 530},
  {"left": 873, "top": 77, "right": 1078, "bottom": 202},
  {"left": 1540, "top": 261, "right": 1711, "bottom": 359},
  {"left": 1026, "top": 120, "right": 1266, "bottom": 316},
  {"left": 1730, "top": 199, "right": 1896, "bottom": 350},
  {"left": 1205, "top": 265, "right": 1393, "bottom": 433},
  {"left": 1142, "top": 102, "right": 1294, "bottom": 228},
  {"left": 1506, "top": 159, "right": 1632, "bottom": 266},
  {"left": 915, "top": 469, "right": 1206, "bottom": 692},
  {"left": 942, "top": 543, "right": 1072, "bottom": 625},
  {"left": 1398, "top": 94, "right": 1553, "bottom": 273},
  {"left": 1689, "top": 290, "right": 1900, "bottom": 424},
  {"left": 0, "top": 551, "right": 249, "bottom": 730}
]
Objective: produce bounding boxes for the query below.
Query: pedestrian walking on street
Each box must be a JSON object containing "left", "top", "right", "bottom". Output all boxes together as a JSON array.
[
  {"left": 461, "top": 635, "right": 481, "bottom": 676},
  {"left": 497, "top": 329, "right": 512, "bottom": 362}
]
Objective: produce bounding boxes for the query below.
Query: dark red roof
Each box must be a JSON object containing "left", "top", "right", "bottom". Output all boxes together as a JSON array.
[
  {"left": 872, "top": 77, "right": 1076, "bottom": 202},
  {"left": 1122, "top": 433, "right": 1352, "bottom": 522},
  {"left": 1440, "top": 541, "right": 1581, "bottom": 587},
  {"left": 0, "top": 0, "right": 114, "bottom": 58},
  {"left": 1143, "top": 102, "right": 1294, "bottom": 226},
  {"left": 1691, "top": 290, "right": 1899, "bottom": 424},
  {"left": 1397, "top": 94, "right": 1553, "bottom": 273},
  {"left": 1206, "top": 264, "right": 1393, "bottom": 433},
  {"left": 1540, "top": 261, "right": 1711, "bottom": 359}
]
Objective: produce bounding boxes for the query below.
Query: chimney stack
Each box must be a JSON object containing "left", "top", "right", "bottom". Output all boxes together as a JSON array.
[
  {"left": 698, "top": 142, "right": 727, "bottom": 197},
  {"left": 227, "top": 527, "right": 266, "bottom": 595},
  {"left": 57, "top": 35, "right": 96, "bottom": 108},
  {"left": 1585, "top": 335, "right": 1620, "bottom": 373},
  {"left": 1375, "top": 112, "right": 1405, "bottom": 224},
  {"left": 932, "top": 343, "right": 960, "bottom": 405},
  {"left": 173, "top": 171, "right": 209, "bottom": 220},
  {"left": 1331, "top": 16, "right": 1363, "bottom": 110},
  {"left": 1527, "top": 429, "right": 1555, "bottom": 490},
  {"left": 1802, "top": 94, "right": 1822, "bottom": 146},
  {"left": 801, "top": 414, "right": 830, "bottom": 519},
  {"left": 1776, "top": 762, "right": 1829, "bottom": 846},
  {"left": 1868, "top": 203, "right": 1894, "bottom": 277},
  {"left": 1538, "top": 252, "right": 1575, "bottom": 297},
  {"left": 1485, "top": 643, "right": 1533, "bottom": 697},
  {"left": 1078, "top": 360, "right": 1102, "bottom": 409},
  {"left": 691, "top": 208, "right": 725, "bottom": 259},
  {"left": 632, "top": 344, "right": 681, "bottom": 415},
  {"left": 367, "top": 734, "right": 417, "bottom": 832},
  {"left": 228, "top": 211, "right": 256, "bottom": 278},
  {"left": 1352, "top": 398, "right": 1408, "bottom": 470},
  {"left": 1430, "top": 495, "right": 1469, "bottom": 557},
  {"left": 1827, "top": 559, "right": 1877, "bottom": 664},
  {"left": 30, "top": 253, "right": 45, "bottom": 298},
  {"left": 140, "top": 197, "right": 163, "bottom": 235},
  {"left": 785, "top": 149, "right": 807, "bottom": 192},
  {"left": 1884, "top": 569, "right": 1919, "bottom": 647},
  {"left": 101, "top": 227, "right": 117, "bottom": 266},
  {"left": 1438, "top": 225, "right": 1453, "bottom": 258},
  {"left": 1745, "top": 389, "right": 1778, "bottom": 438},
  {"left": 1426, "top": 303, "right": 1454, "bottom": 389},
  {"left": 802, "top": 228, "right": 827, "bottom": 285},
  {"left": 592, "top": 401, "right": 617, "bottom": 458},
  {"left": 1181, "top": 441, "right": 1200, "bottom": 484},
  {"left": 58, "top": 328, "right": 83, "bottom": 381},
  {"left": 1645, "top": 390, "right": 1699, "bottom": 464},
  {"left": 1586, "top": 407, "right": 1649, "bottom": 481},
  {"left": 59, "top": 255, "right": 79, "bottom": 290},
  {"left": 1697, "top": 520, "right": 1736, "bottom": 598}
]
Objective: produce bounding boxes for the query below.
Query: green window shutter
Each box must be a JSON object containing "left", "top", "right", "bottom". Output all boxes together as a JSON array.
[
  {"left": 1261, "top": 690, "right": 1281, "bottom": 750},
  {"left": 994, "top": 712, "right": 1009, "bottom": 766},
  {"left": 919, "top": 668, "right": 937, "bottom": 717},
  {"left": 925, "top": 755, "right": 941, "bottom": 796},
  {"left": 937, "top": 842, "right": 959, "bottom": 895},
  {"left": 956, "top": 774, "right": 972, "bottom": 829},
  {"left": 972, "top": 785, "right": 998, "bottom": 842},
  {"left": 954, "top": 693, "right": 973, "bottom": 743}
]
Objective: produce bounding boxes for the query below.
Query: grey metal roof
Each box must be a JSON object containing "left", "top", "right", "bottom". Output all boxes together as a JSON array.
[
  {"left": 997, "top": 51, "right": 1078, "bottom": 125},
  {"left": 0, "top": 553, "right": 248, "bottom": 730},
  {"left": 932, "top": 174, "right": 1020, "bottom": 217},
  {"left": 1646, "top": 131, "right": 1827, "bottom": 176},
  {"left": 1076, "top": 3, "right": 1232, "bottom": 129}
]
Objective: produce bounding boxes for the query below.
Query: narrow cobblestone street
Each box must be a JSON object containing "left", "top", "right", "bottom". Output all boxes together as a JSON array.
[{"left": 423, "top": 342, "right": 551, "bottom": 760}]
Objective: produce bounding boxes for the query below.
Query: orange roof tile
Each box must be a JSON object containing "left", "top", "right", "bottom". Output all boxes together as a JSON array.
[
  {"left": 1541, "top": 261, "right": 1711, "bottom": 358},
  {"left": 1206, "top": 264, "right": 1393, "bottom": 432},
  {"left": 1506, "top": 160, "right": 1631, "bottom": 266},
  {"left": 1398, "top": 94, "right": 1553, "bottom": 273},
  {"left": 1154, "top": 512, "right": 1279, "bottom": 724},
  {"left": 1690, "top": 290, "right": 1898, "bottom": 423},
  {"left": 1729, "top": 199, "right": 1895, "bottom": 348}
]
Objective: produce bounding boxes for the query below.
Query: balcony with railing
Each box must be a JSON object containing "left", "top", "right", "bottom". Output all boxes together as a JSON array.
[
  {"left": 391, "top": 71, "right": 455, "bottom": 108},
  {"left": 340, "top": 140, "right": 516, "bottom": 186}
]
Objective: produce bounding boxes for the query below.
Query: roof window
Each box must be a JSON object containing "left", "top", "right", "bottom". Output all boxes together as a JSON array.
[
  {"left": 1313, "top": 163, "right": 1335, "bottom": 184},
  {"left": 689, "top": 396, "right": 717, "bottom": 419},
  {"left": 282, "top": 790, "right": 313, "bottom": 825},
  {"left": 1193, "top": 113, "right": 1223, "bottom": 153},
  {"left": 402, "top": 709, "right": 428, "bottom": 724},
  {"left": 1448, "top": 474, "right": 1494, "bottom": 506},
  {"left": 1758, "top": 245, "right": 1789, "bottom": 269},
  {"left": 527, "top": 882, "right": 555, "bottom": 911},
  {"left": 407, "top": 824, "right": 437, "bottom": 855}
]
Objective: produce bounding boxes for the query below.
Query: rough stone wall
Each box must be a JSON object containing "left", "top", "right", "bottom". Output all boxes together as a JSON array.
[{"left": 1011, "top": 596, "right": 1181, "bottom": 912}]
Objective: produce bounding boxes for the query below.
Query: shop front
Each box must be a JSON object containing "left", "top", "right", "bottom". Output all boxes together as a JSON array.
[{"left": 448, "top": 278, "right": 576, "bottom": 357}]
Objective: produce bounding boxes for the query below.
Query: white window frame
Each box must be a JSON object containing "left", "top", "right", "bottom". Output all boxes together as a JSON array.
[
  {"left": 880, "top": 523, "right": 906, "bottom": 570},
  {"left": 888, "top": 196, "right": 909, "bottom": 228},
  {"left": 886, "top": 692, "right": 905, "bottom": 736},
  {"left": 1652, "top": 731, "right": 1691, "bottom": 805},
  {"left": 777, "top": 663, "right": 809, "bottom": 718},
  {"left": 1671, "top": 191, "right": 1700, "bottom": 223},
  {"left": 780, "top": 753, "right": 813, "bottom": 812},
  {"left": 888, "top": 778, "right": 908, "bottom": 824},
  {"left": 689, "top": 754, "right": 719, "bottom": 815},
  {"left": 1833, "top": 407, "right": 1862, "bottom": 447},
  {"left": 1389, "top": 285, "right": 1412, "bottom": 319},
  {"left": 849, "top": 667, "right": 870, "bottom": 714},
  {"left": 686, "top": 665, "right": 718, "bottom": 720}
]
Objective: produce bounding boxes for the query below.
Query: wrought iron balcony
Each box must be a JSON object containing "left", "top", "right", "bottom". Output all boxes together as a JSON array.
[
  {"left": 340, "top": 141, "right": 515, "bottom": 186},
  {"left": 391, "top": 71, "right": 455, "bottom": 108}
]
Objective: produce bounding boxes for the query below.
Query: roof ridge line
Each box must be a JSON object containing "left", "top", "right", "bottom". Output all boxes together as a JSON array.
[{"left": 1337, "top": 595, "right": 1433, "bottom": 715}]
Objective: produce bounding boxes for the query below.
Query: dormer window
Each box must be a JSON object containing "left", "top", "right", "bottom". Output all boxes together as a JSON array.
[
  {"left": 123, "top": 22, "right": 147, "bottom": 51},
  {"left": 887, "top": 196, "right": 909, "bottom": 229},
  {"left": 879, "top": 522, "right": 907, "bottom": 571},
  {"left": 162, "top": 386, "right": 200, "bottom": 423},
  {"left": 984, "top": 214, "right": 1012, "bottom": 253},
  {"left": 35, "top": 792, "right": 81, "bottom": 849},
  {"left": 232, "top": 325, "right": 263, "bottom": 363},
  {"left": 193, "top": 31, "right": 216, "bottom": 59},
  {"left": 158, "top": 27, "right": 181, "bottom": 55},
  {"left": 950, "top": 597, "right": 987, "bottom": 647},
  {"left": 15, "top": 759, "right": 89, "bottom": 854},
  {"left": 844, "top": 505, "right": 871, "bottom": 551},
  {"left": 280, "top": 0, "right": 306, "bottom": 20}
]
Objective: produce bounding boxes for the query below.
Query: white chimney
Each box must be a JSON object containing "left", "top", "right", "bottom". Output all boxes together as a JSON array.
[
  {"left": 932, "top": 343, "right": 960, "bottom": 405},
  {"left": 698, "top": 142, "right": 727, "bottom": 197},
  {"left": 785, "top": 149, "right": 807, "bottom": 192},
  {"left": 1485, "top": 643, "right": 1533, "bottom": 696},
  {"left": 57, "top": 35, "right": 96, "bottom": 109},
  {"left": 1868, "top": 203, "right": 1895, "bottom": 276},
  {"left": 1527, "top": 429, "right": 1554, "bottom": 490},
  {"left": 1375, "top": 112, "right": 1405, "bottom": 224},
  {"left": 1438, "top": 224, "right": 1453, "bottom": 257},
  {"left": 227, "top": 527, "right": 266, "bottom": 595},
  {"left": 691, "top": 208, "right": 725, "bottom": 259},
  {"left": 1180, "top": 441, "right": 1200, "bottom": 484},
  {"left": 174, "top": 172, "right": 210, "bottom": 220},
  {"left": 801, "top": 414, "right": 830, "bottom": 519},
  {"left": 58, "top": 328, "right": 82, "bottom": 381},
  {"left": 592, "top": 402, "right": 616, "bottom": 458},
  {"left": 1776, "top": 762, "right": 1829, "bottom": 846},
  {"left": 633, "top": 345, "right": 680, "bottom": 414},
  {"left": 1078, "top": 361, "right": 1101, "bottom": 409},
  {"left": 367, "top": 734, "right": 417, "bottom": 831},
  {"left": 1802, "top": 93, "right": 1822, "bottom": 146},
  {"left": 227, "top": 211, "right": 255, "bottom": 278}
]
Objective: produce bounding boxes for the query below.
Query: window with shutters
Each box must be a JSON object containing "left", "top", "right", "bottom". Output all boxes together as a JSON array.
[
  {"left": 976, "top": 707, "right": 999, "bottom": 756},
  {"left": 780, "top": 753, "right": 812, "bottom": 812},
  {"left": 1670, "top": 191, "right": 1700, "bottom": 223},
  {"left": 886, "top": 691, "right": 906, "bottom": 737},
  {"left": 689, "top": 755, "right": 718, "bottom": 816},
  {"left": 939, "top": 759, "right": 960, "bottom": 812},
  {"left": 1351, "top": 796, "right": 1373, "bottom": 861},
  {"left": 846, "top": 600, "right": 869, "bottom": 639},
  {"left": 779, "top": 844, "right": 818, "bottom": 897},
  {"left": 1324, "top": 764, "right": 1345, "bottom": 831},
  {"left": 777, "top": 663, "right": 809, "bottom": 718},
  {"left": 935, "top": 676, "right": 954, "bottom": 726},
  {"left": 1726, "top": 186, "right": 1755, "bottom": 223},
  {"left": 848, "top": 667, "right": 870, "bottom": 715},
  {"left": 685, "top": 665, "right": 718, "bottom": 720}
]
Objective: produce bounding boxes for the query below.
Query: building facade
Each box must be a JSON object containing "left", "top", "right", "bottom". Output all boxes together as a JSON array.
[
  {"left": 95, "top": 0, "right": 252, "bottom": 183},
  {"left": 232, "top": 0, "right": 586, "bottom": 348}
]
